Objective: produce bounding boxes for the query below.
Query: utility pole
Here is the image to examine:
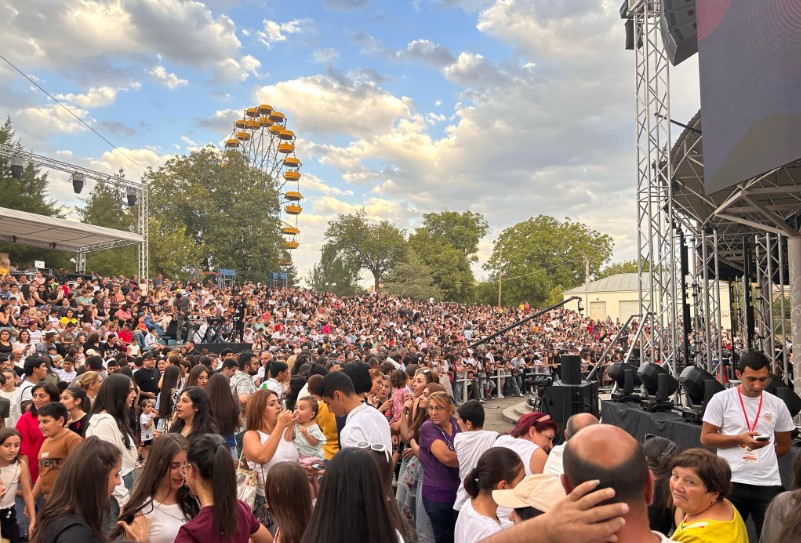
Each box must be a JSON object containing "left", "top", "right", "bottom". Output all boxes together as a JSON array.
[
  {"left": 498, "top": 246, "right": 504, "bottom": 308},
  {"left": 585, "top": 255, "right": 590, "bottom": 317}
]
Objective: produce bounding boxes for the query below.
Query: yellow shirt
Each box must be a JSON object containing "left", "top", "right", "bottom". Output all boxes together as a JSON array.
[
  {"left": 316, "top": 400, "right": 339, "bottom": 460},
  {"left": 672, "top": 500, "right": 748, "bottom": 543}
]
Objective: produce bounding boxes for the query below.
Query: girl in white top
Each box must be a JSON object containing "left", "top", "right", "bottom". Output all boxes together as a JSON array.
[
  {"left": 115, "top": 434, "right": 198, "bottom": 543},
  {"left": 85, "top": 375, "right": 138, "bottom": 514},
  {"left": 242, "top": 389, "right": 300, "bottom": 499},
  {"left": 454, "top": 447, "right": 524, "bottom": 543},
  {"left": 0, "top": 428, "right": 36, "bottom": 540}
]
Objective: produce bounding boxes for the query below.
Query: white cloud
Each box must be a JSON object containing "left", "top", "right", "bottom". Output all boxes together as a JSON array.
[
  {"left": 54, "top": 86, "right": 123, "bottom": 108},
  {"left": 254, "top": 75, "right": 412, "bottom": 139},
  {"left": 258, "top": 19, "right": 304, "bottom": 48},
  {"left": 401, "top": 39, "right": 455, "bottom": 67},
  {"left": 312, "top": 48, "right": 340, "bottom": 64},
  {"left": 150, "top": 65, "right": 188, "bottom": 89}
]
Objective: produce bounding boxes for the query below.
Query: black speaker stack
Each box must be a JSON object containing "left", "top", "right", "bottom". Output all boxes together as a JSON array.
[{"left": 542, "top": 355, "right": 600, "bottom": 436}]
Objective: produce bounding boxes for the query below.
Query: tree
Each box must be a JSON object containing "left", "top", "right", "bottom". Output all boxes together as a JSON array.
[
  {"left": 597, "top": 259, "right": 648, "bottom": 279},
  {"left": 485, "top": 215, "right": 614, "bottom": 307},
  {"left": 382, "top": 250, "right": 443, "bottom": 301},
  {"left": 408, "top": 211, "right": 488, "bottom": 302},
  {"left": 148, "top": 216, "right": 204, "bottom": 279},
  {"left": 323, "top": 210, "right": 406, "bottom": 291},
  {"left": 0, "top": 119, "right": 69, "bottom": 270},
  {"left": 307, "top": 244, "right": 363, "bottom": 295},
  {"left": 146, "top": 147, "right": 286, "bottom": 283},
  {"left": 80, "top": 178, "right": 138, "bottom": 277}
]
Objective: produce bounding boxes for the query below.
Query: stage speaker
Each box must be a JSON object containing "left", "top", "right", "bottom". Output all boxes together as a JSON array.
[
  {"left": 660, "top": 0, "right": 697, "bottom": 66},
  {"left": 542, "top": 381, "right": 600, "bottom": 435},
  {"left": 560, "top": 354, "right": 582, "bottom": 385}
]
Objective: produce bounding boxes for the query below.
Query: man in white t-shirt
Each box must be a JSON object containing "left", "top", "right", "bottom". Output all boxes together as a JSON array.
[
  {"left": 320, "top": 371, "right": 392, "bottom": 452},
  {"left": 701, "top": 351, "right": 795, "bottom": 536},
  {"left": 453, "top": 400, "right": 499, "bottom": 511},
  {"left": 543, "top": 412, "right": 599, "bottom": 476}
]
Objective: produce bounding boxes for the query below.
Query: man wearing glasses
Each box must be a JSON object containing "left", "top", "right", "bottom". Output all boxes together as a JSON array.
[{"left": 700, "top": 351, "right": 794, "bottom": 536}]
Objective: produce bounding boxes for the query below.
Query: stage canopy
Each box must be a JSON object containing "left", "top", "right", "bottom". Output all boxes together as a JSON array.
[
  {"left": 671, "top": 110, "right": 801, "bottom": 278},
  {"left": 0, "top": 206, "right": 143, "bottom": 253}
]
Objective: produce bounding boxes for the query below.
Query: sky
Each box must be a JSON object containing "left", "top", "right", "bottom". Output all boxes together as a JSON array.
[{"left": 0, "top": 0, "right": 702, "bottom": 283}]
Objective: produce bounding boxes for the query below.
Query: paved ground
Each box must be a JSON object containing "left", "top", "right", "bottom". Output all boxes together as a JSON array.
[{"left": 476, "top": 395, "right": 524, "bottom": 434}]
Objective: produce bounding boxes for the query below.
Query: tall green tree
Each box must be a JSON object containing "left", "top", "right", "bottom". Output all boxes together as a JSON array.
[
  {"left": 307, "top": 244, "right": 363, "bottom": 295},
  {"left": 597, "top": 259, "right": 648, "bottom": 279},
  {"left": 146, "top": 147, "right": 286, "bottom": 282},
  {"left": 148, "top": 216, "right": 204, "bottom": 279},
  {"left": 408, "top": 211, "right": 488, "bottom": 302},
  {"left": 0, "top": 119, "right": 68, "bottom": 269},
  {"left": 79, "top": 178, "right": 138, "bottom": 277},
  {"left": 382, "top": 250, "right": 443, "bottom": 301},
  {"left": 323, "top": 210, "right": 406, "bottom": 291},
  {"left": 485, "top": 215, "right": 614, "bottom": 307}
]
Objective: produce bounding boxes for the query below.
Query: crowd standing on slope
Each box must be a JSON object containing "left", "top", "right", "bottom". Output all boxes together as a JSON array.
[{"left": 0, "top": 271, "right": 797, "bottom": 542}]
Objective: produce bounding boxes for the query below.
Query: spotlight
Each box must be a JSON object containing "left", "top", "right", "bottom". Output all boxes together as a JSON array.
[
  {"left": 72, "top": 173, "right": 85, "bottom": 194},
  {"left": 679, "top": 365, "right": 724, "bottom": 412},
  {"left": 765, "top": 377, "right": 801, "bottom": 417},
  {"left": 126, "top": 187, "right": 137, "bottom": 206},
  {"left": 638, "top": 363, "right": 679, "bottom": 412},
  {"left": 10, "top": 156, "right": 24, "bottom": 179},
  {"left": 608, "top": 362, "right": 642, "bottom": 400}
]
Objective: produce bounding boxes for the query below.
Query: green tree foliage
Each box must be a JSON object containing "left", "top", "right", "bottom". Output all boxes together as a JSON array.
[
  {"left": 307, "top": 244, "right": 363, "bottom": 295},
  {"left": 0, "top": 119, "right": 69, "bottom": 270},
  {"left": 79, "top": 178, "right": 138, "bottom": 277},
  {"left": 485, "top": 215, "right": 614, "bottom": 307},
  {"left": 146, "top": 148, "right": 286, "bottom": 283},
  {"left": 382, "top": 250, "right": 443, "bottom": 301},
  {"left": 323, "top": 210, "right": 406, "bottom": 291},
  {"left": 408, "top": 211, "right": 488, "bottom": 302},
  {"left": 148, "top": 216, "right": 204, "bottom": 280},
  {"left": 597, "top": 259, "right": 648, "bottom": 279}
]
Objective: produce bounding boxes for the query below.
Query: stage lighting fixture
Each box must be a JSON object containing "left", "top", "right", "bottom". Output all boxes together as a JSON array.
[
  {"left": 679, "top": 365, "right": 724, "bottom": 410},
  {"left": 126, "top": 186, "right": 137, "bottom": 206},
  {"left": 765, "top": 376, "right": 801, "bottom": 418},
  {"left": 10, "top": 156, "right": 24, "bottom": 178},
  {"left": 71, "top": 173, "right": 85, "bottom": 194},
  {"left": 638, "top": 363, "right": 679, "bottom": 412},
  {"left": 608, "top": 362, "right": 642, "bottom": 400}
]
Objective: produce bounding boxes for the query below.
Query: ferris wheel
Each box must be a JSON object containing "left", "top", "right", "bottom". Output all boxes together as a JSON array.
[{"left": 223, "top": 104, "right": 302, "bottom": 266}]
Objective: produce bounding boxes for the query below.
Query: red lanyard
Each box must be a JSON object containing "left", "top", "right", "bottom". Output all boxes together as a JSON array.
[{"left": 737, "top": 386, "right": 763, "bottom": 432}]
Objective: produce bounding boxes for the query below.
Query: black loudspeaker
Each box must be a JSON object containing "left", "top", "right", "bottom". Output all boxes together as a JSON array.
[
  {"left": 560, "top": 355, "right": 582, "bottom": 385},
  {"left": 542, "top": 381, "right": 600, "bottom": 434},
  {"left": 660, "top": 0, "right": 698, "bottom": 66}
]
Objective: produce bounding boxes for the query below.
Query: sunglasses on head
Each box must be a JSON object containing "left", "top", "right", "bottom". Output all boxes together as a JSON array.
[{"left": 645, "top": 433, "right": 677, "bottom": 459}]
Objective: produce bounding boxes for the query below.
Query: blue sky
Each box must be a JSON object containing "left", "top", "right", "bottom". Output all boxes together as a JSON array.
[{"left": 0, "top": 0, "right": 701, "bottom": 282}]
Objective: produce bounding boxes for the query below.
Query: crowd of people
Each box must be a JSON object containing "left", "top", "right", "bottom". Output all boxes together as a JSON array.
[{"left": 0, "top": 270, "right": 797, "bottom": 542}]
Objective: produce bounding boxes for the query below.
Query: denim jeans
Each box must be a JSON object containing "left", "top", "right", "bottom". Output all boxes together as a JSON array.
[{"left": 423, "top": 496, "right": 458, "bottom": 543}]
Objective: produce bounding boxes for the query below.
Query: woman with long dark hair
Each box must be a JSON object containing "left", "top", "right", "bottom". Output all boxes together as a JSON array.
[
  {"left": 205, "top": 374, "right": 241, "bottom": 457},
  {"left": 114, "top": 434, "right": 198, "bottom": 543},
  {"left": 169, "top": 387, "right": 217, "bottom": 440},
  {"left": 175, "top": 434, "right": 272, "bottom": 543},
  {"left": 643, "top": 435, "right": 681, "bottom": 535},
  {"left": 302, "top": 447, "right": 407, "bottom": 543},
  {"left": 185, "top": 365, "right": 209, "bottom": 390},
  {"left": 85, "top": 374, "right": 137, "bottom": 529},
  {"left": 30, "top": 436, "right": 121, "bottom": 543},
  {"left": 264, "top": 462, "right": 312, "bottom": 543},
  {"left": 157, "top": 366, "right": 182, "bottom": 428},
  {"left": 60, "top": 387, "right": 90, "bottom": 438}
]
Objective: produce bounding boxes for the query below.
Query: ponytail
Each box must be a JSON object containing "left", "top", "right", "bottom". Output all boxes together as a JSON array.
[
  {"left": 464, "top": 467, "right": 481, "bottom": 498},
  {"left": 186, "top": 434, "right": 237, "bottom": 537},
  {"left": 466, "top": 447, "right": 524, "bottom": 498},
  {"left": 211, "top": 444, "right": 237, "bottom": 537}
]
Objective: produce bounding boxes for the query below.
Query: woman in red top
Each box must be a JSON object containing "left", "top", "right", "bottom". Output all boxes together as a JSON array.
[{"left": 16, "top": 382, "right": 60, "bottom": 484}]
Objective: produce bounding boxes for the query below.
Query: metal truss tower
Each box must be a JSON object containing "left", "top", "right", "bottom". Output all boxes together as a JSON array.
[
  {"left": 632, "top": 0, "right": 679, "bottom": 371},
  {"left": 0, "top": 143, "right": 148, "bottom": 279}
]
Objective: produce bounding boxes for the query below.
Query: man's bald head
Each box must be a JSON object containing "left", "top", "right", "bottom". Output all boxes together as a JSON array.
[
  {"left": 562, "top": 424, "right": 650, "bottom": 507},
  {"left": 564, "top": 412, "right": 600, "bottom": 440}
]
